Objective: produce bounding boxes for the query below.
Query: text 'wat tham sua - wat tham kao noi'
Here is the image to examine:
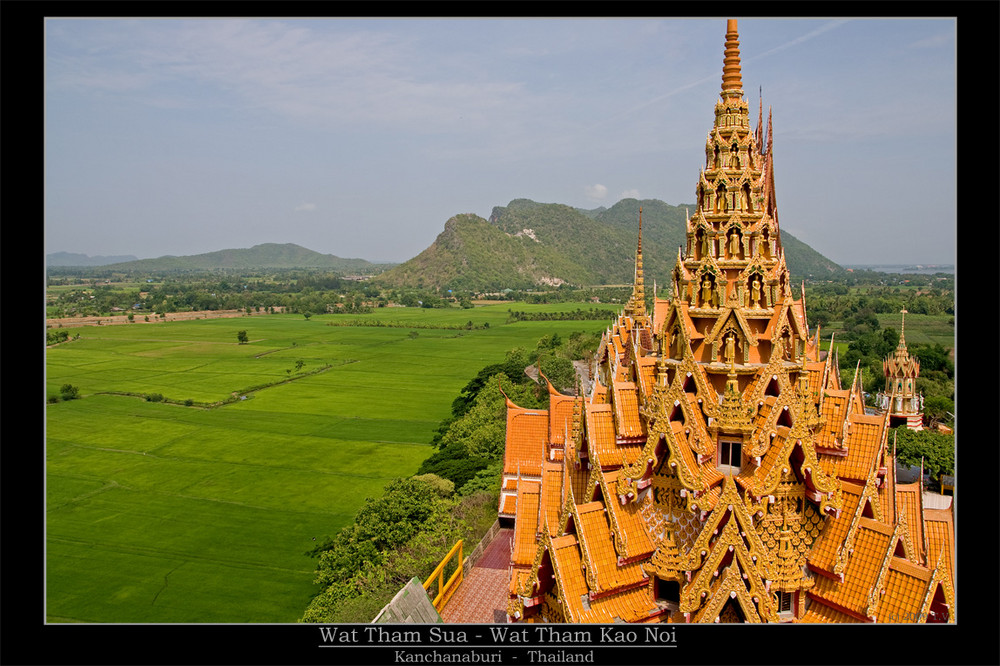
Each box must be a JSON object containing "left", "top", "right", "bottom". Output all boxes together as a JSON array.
[{"left": 499, "top": 19, "right": 954, "bottom": 625}]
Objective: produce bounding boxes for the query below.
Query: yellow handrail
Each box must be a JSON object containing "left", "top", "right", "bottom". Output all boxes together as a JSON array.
[{"left": 423, "top": 540, "right": 464, "bottom": 612}]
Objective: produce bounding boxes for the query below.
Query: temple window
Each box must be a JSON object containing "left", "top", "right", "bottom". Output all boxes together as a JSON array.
[
  {"left": 718, "top": 440, "right": 742, "bottom": 474},
  {"left": 776, "top": 591, "right": 793, "bottom": 616},
  {"left": 777, "top": 406, "right": 792, "bottom": 429},
  {"left": 655, "top": 579, "right": 680, "bottom": 606}
]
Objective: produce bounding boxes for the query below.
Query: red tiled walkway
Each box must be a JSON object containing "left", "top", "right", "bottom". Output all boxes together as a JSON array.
[{"left": 441, "top": 528, "right": 513, "bottom": 623}]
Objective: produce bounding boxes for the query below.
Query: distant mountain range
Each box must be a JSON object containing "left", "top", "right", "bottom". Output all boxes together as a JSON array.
[
  {"left": 46, "top": 243, "right": 383, "bottom": 273},
  {"left": 47, "top": 199, "right": 842, "bottom": 288},
  {"left": 47, "top": 252, "right": 140, "bottom": 267},
  {"left": 375, "top": 198, "right": 842, "bottom": 292}
]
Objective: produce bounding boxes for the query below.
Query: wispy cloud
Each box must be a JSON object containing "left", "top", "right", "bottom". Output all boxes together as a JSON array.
[
  {"left": 295, "top": 202, "right": 317, "bottom": 212},
  {"left": 749, "top": 20, "right": 849, "bottom": 60},
  {"left": 47, "top": 20, "right": 538, "bottom": 135},
  {"left": 585, "top": 184, "right": 608, "bottom": 201}
]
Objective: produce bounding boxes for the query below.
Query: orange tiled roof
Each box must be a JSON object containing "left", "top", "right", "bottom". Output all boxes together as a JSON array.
[
  {"left": 586, "top": 403, "right": 643, "bottom": 469},
  {"left": 653, "top": 298, "right": 670, "bottom": 335},
  {"left": 923, "top": 508, "right": 954, "bottom": 580},
  {"left": 799, "top": 600, "right": 859, "bottom": 623},
  {"left": 876, "top": 556, "right": 933, "bottom": 622},
  {"left": 894, "top": 482, "right": 924, "bottom": 563},
  {"left": 591, "top": 378, "right": 609, "bottom": 404},
  {"left": 549, "top": 535, "right": 589, "bottom": 622},
  {"left": 816, "top": 389, "right": 850, "bottom": 450},
  {"left": 549, "top": 531, "right": 659, "bottom": 623},
  {"left": 548, "top": 394, "right": 578, "bottom": 448},
  {"left": 807, "top": 481, "right": 863, "bottom": 574},
  {"left": 612, "top": 381, "right": 645, "bottom": 439},
  {"left": 504, "top": 407, "right": 548, "bottom": 476},
  {"left": 511, "top": 480, "right": 541, "bottom": 567},
  {"left": 574, "top": 501, "right": 647, "bottom": 593},
  {"left": 737, "top": 425, "right": 789, "bottom": 495},
  {"left": 576, "top": 504, "right": 647, "bottom": 592},
  {"left": 635, "top": 356, "right": 657, "bottom": 398},
  {"left": 600, "top": 470, "right": 654, "bottom": 561},
  {"left": 811, "top": 518, "right": 892, "bottom": 617},
  {"left": 562, "top": 445, "right": 592, "bottom": 505},
  {"left": 585, "top": 584, "right": 660, "bottom": 623},
  {"left": 834, "top": 413, "right": 885, "bottom": 482},
  {"left": 751, "top": 395, "right": 778, "bottom": 432},
  {"left": 499, "top": 492, "right": 517, "bottom": 518},
  {"left": 540, "top": 462, "right": 564, "bottom": 535}
]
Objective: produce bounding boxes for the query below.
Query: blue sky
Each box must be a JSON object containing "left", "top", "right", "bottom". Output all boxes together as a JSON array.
[{"left": 44, "top": 17, "right": 956, "bottom": 265}]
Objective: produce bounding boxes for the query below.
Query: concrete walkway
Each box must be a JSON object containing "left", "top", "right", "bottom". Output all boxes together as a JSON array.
[{"left": 441, "top": 528, "right": 513, "bottom": 623}]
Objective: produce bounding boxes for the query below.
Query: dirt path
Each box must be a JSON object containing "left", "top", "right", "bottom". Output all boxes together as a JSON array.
[{"left": 46, "top": 308, "right": 285, "bottom": 329}]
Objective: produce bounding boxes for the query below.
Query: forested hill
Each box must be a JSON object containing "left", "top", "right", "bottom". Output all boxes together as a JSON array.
[
  {"left": 375, "top": 198, "right": 842, "bottom": 293},
  {"left": 50, "top": 243, "right": 384, "bottom": 274}
]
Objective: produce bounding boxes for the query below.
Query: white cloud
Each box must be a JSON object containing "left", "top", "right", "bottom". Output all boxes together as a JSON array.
[
  {"left": 294, "top": 202, "right": 317, "bottom": 211},
  {"left": 620, "top": 189, "right": 640, "bottom": 200},
  {"left": 585, "top": 184, "right": 608, "bottom": 201}
]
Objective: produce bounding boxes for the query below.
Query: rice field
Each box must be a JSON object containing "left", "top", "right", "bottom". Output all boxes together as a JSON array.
[{"left": 45, "top": 305, "right": 610, "bottom": 623}]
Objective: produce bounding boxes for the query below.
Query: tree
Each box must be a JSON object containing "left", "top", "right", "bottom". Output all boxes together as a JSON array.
[
  {"left": 438, "top": 372, "right": 545, "bottom": 463},
  {"left": 891, "top": 426, "right": 954, "bottom": 480},
  {"left": 237, "top": 330, "right": 249, "bottom": 344},
  {"left": 59, "top": 384, "right": 79, "bottom": 401}
]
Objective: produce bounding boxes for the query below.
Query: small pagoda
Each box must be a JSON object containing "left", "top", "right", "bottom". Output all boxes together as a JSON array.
[{"left": 876, "top": 310, "right": 924, "bottom": 430}]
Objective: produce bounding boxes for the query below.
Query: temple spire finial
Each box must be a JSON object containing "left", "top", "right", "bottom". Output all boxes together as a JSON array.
[{"left": 722, "top": 19, "right": 743, "bottom": 93}]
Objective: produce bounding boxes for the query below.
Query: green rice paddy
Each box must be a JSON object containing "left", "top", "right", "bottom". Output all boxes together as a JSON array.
[{"left": 45, "top": 305, "right": 611, "bottom": 623}]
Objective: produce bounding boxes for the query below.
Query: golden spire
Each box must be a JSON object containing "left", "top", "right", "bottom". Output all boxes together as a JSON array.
[
  {"left": 722, "top": 19, "right": 743, "bottom": 94},
  {"left": 625, "top": 207, "right": 646, "bottom": 317}
]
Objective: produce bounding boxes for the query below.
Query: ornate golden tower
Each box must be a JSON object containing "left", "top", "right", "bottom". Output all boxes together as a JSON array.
[
  {"left": 877, "top": 310, "right": 924, "bottom": 429},
  {"left": 501, "top": 19, "right": 954, "bottom": 626}
]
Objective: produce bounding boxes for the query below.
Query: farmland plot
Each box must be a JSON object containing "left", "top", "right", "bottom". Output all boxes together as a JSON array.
[{"left": 45, "top": 306, "right": 609, "bottom": 622}]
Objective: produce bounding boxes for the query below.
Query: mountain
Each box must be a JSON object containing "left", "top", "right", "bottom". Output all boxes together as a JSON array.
[
  {"left": 47, "top": 252, "right": 139, "bottom": 267},
  {"left": 374, "top": 213, "right": 587, "bottom": 292},
  {"left": 50, "top": 243, "right": 385, "bottom": 273},
  {"left": 377, "top": 198, "right": 841, "bottom": 293}
]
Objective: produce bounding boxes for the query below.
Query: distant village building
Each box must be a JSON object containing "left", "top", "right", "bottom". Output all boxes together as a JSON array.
[
  {"left": 499, "top": 20, "right": 954, "bottom": 624},
  {"left": 875, "top": 310, "right": 924, "bottom": 430}
]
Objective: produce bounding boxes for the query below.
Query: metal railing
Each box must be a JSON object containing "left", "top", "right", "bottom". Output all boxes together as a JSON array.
[{"left": 423, "top": 540, "right": 464, "bottom": 612}]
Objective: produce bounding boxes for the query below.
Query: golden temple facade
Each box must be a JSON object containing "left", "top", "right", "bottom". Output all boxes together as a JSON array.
[{"left": 500, "top": 19, "right": 954, "bottom": 624}]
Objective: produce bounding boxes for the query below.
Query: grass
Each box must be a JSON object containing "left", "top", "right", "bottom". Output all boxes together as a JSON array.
[
  {"left": 45, "top": 305, "right": 609, "bottom": 623},
  {"left": 819, "top": 313, "right": 954, "bottom": 353}
]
